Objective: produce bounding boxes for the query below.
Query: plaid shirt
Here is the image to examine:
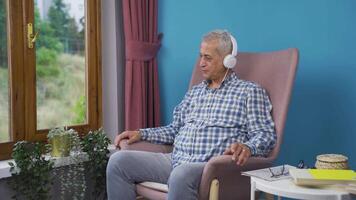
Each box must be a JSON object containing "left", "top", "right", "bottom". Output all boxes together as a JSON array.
[{"left": 140, "top": 72, "right": 276, "bottom": 167}]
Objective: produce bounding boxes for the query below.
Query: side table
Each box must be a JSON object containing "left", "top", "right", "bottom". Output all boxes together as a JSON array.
[{"left": 250, "top": 176, "right": 352, "bottom": 200}]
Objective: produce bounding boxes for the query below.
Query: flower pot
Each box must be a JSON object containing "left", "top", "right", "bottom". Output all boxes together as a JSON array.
[{"left": 50, "top": 134, "right": 71, "bottom": 157}]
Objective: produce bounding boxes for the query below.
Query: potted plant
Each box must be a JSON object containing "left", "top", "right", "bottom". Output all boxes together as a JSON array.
[
  {"left": 48, "top": 127, "right": 87, "bottom": 199},
  {"left": 8, "top": 141, "right": 54, "bottom": 200},
  {"left": 47, "top": 127, "right": 77, "bottom": 157},
  {"left": 82, "top": 128, "right": 110, "bottom": 199}
]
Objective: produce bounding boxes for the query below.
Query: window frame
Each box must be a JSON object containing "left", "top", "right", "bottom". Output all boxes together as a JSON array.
[{"left": 0, "top": 0, "right": 102, "bottom": 160}]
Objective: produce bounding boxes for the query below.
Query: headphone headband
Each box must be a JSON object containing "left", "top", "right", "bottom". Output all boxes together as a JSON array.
[{"left": 230, "top": 34, "right": 238, "bottom": 57}]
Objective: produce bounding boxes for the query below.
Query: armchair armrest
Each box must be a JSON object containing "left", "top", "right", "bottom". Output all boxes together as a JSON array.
[
  {"left": 119, "top": 139, "right": 173, "bottom": 153},
  {"left": 199, "top": 155, "right": 272, "bottom": 200}
]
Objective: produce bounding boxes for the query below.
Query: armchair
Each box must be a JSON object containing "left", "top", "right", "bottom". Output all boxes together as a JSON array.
[{"left": 120, "top": 48, "right": 299, "bottom": 200}]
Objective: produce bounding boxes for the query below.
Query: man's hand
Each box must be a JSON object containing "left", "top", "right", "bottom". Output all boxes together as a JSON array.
[
  {"left": 223, "top": 143, "right": 251, "bottom": 166},
  {"left": 114, "top": 130, "right": 142, "bottom": 148}
]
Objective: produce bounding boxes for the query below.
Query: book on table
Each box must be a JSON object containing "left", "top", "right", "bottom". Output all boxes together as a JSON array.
[{"left": 289, "top": 168, "right": 356, "bottom": 186}]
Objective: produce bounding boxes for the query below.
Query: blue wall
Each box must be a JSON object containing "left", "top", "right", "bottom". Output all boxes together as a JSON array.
[{"left": 157, "top": 0, "right": 356, "bottom": 168}]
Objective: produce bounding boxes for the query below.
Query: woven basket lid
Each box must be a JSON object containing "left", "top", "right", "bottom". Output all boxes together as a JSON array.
[{"left": 316, "top": 154, "right": 348, "bottom": 163}]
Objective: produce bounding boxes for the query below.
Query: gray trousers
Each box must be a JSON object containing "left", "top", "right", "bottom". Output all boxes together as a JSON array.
[{"left": 106, "top": 150, "right": 206, "bottom": 200}]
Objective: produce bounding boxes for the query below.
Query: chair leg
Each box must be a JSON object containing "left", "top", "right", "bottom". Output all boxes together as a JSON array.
[{"left": 209, "top": 179, "right": 219, "bottom": 200}]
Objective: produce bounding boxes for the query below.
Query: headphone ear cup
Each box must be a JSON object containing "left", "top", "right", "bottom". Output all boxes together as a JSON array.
[{"left": 223, "top": 54, "right": 237, "bottom": 69}]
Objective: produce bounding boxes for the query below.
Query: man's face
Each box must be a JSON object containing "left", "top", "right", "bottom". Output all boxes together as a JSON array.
[{"left": 199, "top": 40, "right": 226, "bottom": 81}]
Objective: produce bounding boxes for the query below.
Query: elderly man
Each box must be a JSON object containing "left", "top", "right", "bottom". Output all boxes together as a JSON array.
[{"left": 107, "top": 30, "right": 276, "bottom": 200}]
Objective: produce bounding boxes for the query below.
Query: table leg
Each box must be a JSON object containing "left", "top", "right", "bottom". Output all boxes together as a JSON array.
[{"left": 251, "top": 179, "right": 256, "bottom": 200}]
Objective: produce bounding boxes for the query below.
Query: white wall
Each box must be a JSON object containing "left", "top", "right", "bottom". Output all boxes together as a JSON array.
[{"left": 101, "top": 0, "right": 125, "bottom": 142}]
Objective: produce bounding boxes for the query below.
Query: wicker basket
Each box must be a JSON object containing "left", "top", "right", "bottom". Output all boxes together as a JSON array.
[{"left": 315, "top": 154, "right": 348, "bottom": 169}]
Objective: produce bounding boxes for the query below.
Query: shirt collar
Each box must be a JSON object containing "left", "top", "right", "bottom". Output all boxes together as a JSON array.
[{"left": 203, "top": 71, "right": 239, "bottom": 89}]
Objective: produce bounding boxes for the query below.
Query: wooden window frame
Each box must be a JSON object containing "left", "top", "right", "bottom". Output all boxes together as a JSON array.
[{"left": 0, "top": 0, "right": 102, "bottom": 160}]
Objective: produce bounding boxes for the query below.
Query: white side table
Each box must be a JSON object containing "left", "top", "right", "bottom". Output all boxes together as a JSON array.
[{"left": 250, "top": 176, "right": 352, "bottom": 200}]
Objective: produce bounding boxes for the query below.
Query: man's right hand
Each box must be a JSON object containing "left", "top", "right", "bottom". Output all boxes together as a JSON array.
[{"left": 114, "top": 130, "right": 142, "bottom": 148}]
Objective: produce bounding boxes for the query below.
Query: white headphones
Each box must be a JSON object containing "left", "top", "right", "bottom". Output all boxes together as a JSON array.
[{"left": 223, "top": 34, "right": 238, "bottom": 69}]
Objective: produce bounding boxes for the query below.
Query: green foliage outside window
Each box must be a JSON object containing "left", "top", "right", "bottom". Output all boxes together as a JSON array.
[
  {"left": 72, "top": 95, "right": 86, "bottom": 124},
  {"left": 34, "top": 0, "right": 86, "bottom": 128},
  {"left": 0, "top": 0, "right": 7, "bottom": 68}
]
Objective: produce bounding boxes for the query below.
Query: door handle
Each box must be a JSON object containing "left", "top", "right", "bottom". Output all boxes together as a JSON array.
[{"left": 27, "top": 23, "right": 39, "bottom": 49}]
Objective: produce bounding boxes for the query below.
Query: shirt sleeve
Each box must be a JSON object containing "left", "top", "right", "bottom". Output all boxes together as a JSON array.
[
  {"left": 139, "top": 89, "right": 193, "bottom": 145},
  {"left": 243, "top": 86, "right": 277, "bottom": 157}
]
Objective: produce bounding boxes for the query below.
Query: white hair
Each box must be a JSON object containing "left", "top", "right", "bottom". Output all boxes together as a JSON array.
[{"left": 202, "top": 29, "right": 233, "bottom": 56}]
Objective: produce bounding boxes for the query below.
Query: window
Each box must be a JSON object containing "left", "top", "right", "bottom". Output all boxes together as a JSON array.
[
  {"left": 0, "top": 0, "right": 9, "bottom": 144},
  {"left": 0, "top": 0, "right": 102, "bottom": 160}
]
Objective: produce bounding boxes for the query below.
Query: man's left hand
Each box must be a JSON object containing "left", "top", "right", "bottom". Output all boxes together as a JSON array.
[{"left": 223, "top": 143, "right": 251, "bottom": 166}]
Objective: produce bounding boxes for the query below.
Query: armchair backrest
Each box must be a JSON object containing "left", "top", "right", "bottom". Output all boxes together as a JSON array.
[{"left": 189, "top": 48, "right": 299, "bottom": 160}]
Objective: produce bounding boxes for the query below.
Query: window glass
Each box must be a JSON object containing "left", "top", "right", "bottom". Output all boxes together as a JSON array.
[
  {"left": 35, "top": 0, "right": 86, "bottom": 129},
  {"left": 0, "top": 0, "right": 9, "bottom": 143}
]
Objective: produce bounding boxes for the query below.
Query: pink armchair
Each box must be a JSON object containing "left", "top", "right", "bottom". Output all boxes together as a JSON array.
[{"left": 119, "top": 48, "right": 299, "bottom": 200}]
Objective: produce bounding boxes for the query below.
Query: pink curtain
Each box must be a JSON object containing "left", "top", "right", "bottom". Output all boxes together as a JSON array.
[{"left": 122, "top": 0, "right": 161, "bottom": 130}]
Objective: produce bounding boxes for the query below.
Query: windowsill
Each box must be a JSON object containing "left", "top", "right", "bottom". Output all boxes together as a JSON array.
[{"left": 0, "top": 144, "right": 117, "bottom": 179}]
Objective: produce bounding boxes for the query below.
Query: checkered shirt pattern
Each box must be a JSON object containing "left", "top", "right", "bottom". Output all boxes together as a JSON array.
[{"left": 140, "top": 72, "right": 276, "bottom": 168}]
